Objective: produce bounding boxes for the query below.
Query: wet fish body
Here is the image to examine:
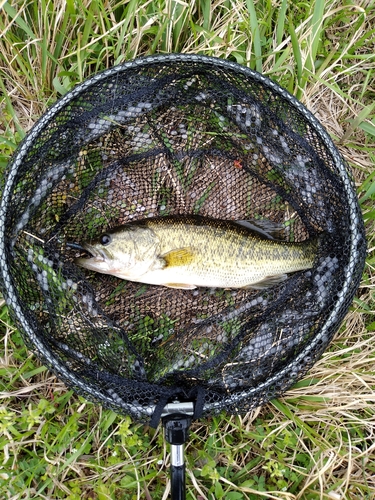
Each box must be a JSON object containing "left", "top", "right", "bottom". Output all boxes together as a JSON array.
[{"left": 76, "top": 215, "right": 318, "bottom": 289}]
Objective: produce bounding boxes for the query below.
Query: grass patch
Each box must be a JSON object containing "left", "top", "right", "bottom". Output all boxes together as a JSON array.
[{"left": 1, "top": 0, "right": 375, "bottom": 499}]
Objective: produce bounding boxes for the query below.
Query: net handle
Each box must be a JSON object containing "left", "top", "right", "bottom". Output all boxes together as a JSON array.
[{"left": 162, "top": 413, "right": 192, "bottom": 500}]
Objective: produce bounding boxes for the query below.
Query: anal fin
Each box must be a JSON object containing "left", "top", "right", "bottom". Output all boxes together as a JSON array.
[{"left": 242, "top": 274, "right": 287, "bottom": 289}]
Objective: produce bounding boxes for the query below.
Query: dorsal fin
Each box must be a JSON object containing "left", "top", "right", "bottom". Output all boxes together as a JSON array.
[{"left": 235, "top": 219, "right": 284, "bottom": 240}]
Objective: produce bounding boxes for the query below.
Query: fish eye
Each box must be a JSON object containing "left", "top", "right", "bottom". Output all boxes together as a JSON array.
[{"left": 100, "top": 234, "right": 112, "bottom": 246}]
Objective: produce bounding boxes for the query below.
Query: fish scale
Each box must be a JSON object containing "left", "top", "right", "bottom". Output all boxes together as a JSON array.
[{"left": 76, "top": 215, "right": 319, "bottom": 289}]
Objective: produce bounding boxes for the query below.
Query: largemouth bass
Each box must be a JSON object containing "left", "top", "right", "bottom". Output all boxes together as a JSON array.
[{"left": 75, "top": 215, "right": 318, "bottom": 289}]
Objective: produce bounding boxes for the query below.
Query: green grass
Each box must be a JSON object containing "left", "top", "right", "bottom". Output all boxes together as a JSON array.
[{"left": 1, "top": 0, "right": 375, "bottom": 499}]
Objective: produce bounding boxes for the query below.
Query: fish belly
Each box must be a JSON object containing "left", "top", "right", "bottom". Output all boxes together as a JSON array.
[{"left": 130, "top": 260, "right": 284, "bottom": 289}]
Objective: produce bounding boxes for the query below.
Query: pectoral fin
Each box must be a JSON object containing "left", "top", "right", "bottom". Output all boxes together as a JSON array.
[
  {"left": 162, "top": 247, "right": 195, "bottom": 267},
  {"left": 242, "top": 274, "right": 287, "bottom": 289}
]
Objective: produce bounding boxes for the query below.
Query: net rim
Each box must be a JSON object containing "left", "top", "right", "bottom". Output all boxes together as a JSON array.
[{"left": 0, "top": 53, "right": 365, "bottom": 417}]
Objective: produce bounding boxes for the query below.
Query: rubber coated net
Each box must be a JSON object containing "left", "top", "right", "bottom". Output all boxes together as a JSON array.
[{"left": 0, "top": 55, "right": 366, "bottom": 424}]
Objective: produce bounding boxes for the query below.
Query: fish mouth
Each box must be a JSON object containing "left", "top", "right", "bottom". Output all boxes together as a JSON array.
[
  {"left": 73, "top": 243, "right": 109, "bottom": 271},
  {"left": 67, "top": 242, "right": 102, "bottom": 259},
  {"left": 83, "top": 243, "right": 106, "bottom": 260}
]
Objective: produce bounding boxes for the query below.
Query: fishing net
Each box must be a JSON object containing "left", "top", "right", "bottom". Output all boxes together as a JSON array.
[{"left": 0, "top": 54, "right": 366, "bottom": 426}]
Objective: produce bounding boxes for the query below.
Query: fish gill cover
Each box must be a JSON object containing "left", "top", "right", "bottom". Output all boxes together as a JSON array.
[{"left": 0, "top": 54, "right": 366, "bottom": 425}]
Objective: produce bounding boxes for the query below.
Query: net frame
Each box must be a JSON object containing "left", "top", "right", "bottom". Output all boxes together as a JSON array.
[{"left": 0, "top": 54, "right": 366, "bottom": 425}]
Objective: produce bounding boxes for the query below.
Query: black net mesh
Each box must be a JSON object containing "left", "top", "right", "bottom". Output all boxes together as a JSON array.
[{"left": 0, "top": 54, "right": 366, "bottom": 424}]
